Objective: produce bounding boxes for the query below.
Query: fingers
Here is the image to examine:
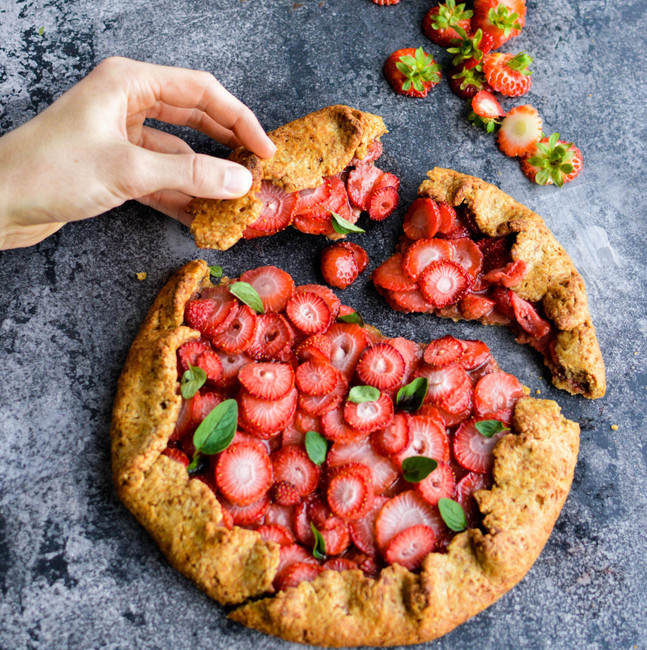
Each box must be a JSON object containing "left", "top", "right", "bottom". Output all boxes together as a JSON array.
[
  {"left": 136, "top": 190, "right": 194, "bottom": 227},
  {"left": 137, "top": 125, "right": 194, "bottom": 154},
  {"left": 94, "top": 58, "right": 276, "bottom": 158},
  {"left": 109, "top": 142, "right": 253, "bottom": 202}
]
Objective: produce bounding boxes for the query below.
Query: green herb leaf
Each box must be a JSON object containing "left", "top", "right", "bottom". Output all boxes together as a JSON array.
[
  {"left": 305, "top": 430, "right": 328, "bottom": 465},
  {"left": 347, "top": 385, "right": 380, "bottom": 403},
  {"left": 209, "top": 265, "right": 223, "bottom": 279},
  {"left": 474, "top": 419, "right": 509, "bottom": 438},
  {"left": 338, "top": 310, "right": 364, "bottom": 326},
  {"left": 402, "top": 456, "right": 438, "bottom": 482},
  {"left": 180, "top": 364, "right": 207, "bottom": 399},
  {"left": 38, "top": 26, "right": 45, "bottom": 36},
  {"left": 193, "top": 399, "right": 238, "bottom": 455},
  {"left": 330, "top": 210, "right": 365, "bottom": 235},
  {"left": 229, "top": 281, "right": 265, "bottom": 314},
  {"left": 438, "top": 498, "right": 467, "bottom": 532},
  {"left": 396, "top": 377, "right": 428, "bottom": 413},
  {"left": 311, "top": 522, "right": 326, "bottom": 559}
]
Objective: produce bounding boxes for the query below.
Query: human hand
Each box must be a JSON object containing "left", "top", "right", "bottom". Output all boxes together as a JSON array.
[{"left": 0, "top": 57, "right": 277, "bottom": 249}]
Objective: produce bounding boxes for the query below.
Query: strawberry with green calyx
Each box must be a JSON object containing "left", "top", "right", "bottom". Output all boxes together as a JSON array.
[
  {"left": 467, "top": 90, "right": 505, "bottom": 133},
  {"left": 448, "top": 64, "right": 492, "bottom": 99},
  {"left": 422, "top": 0, "right": 473, "bottom": 48},
  {"left": 472, "top": 5, "right": 523, "bottom": 50},
  {"left": 483, "top": 51, "right": 533, "bottom": 97},
  {"left": 520, "top": 133, "right": 583, "bottom": 187},
  {"left": 384, "top": 47, "right": 442, "bottom": 98},
  {"left": 447, "top": 29, "right": 494, "bottom": 69}
]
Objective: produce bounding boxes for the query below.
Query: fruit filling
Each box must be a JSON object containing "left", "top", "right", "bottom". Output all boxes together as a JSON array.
[
  {"left": 372, "top": 197, "right": 555, "bottom": 352},
  {"left": 163, "top": 265, "right": 527, "bottom": 591},
  {"left": 241, "top": 141, "right": 399, "bottom": 239}
]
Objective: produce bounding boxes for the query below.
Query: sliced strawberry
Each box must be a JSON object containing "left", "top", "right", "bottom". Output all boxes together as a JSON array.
[
  {"left": 247, "top": 181, "right": 297, "bottom": 232},
  {"left": 242, "top": 225, "right": 275, "bottom": 239},
  {"left": 421, "top": 403, "right": 470, "bottom": 429},
  {"left": 415, "top": 461, "right": 456, "bottom": 505},
  {"left": 437, "top": 202, "right": 458, "bottom": 234},
  {"left": 356, "top": 343, "right": 406, "bottom": 390},
  {"left": 403, "top": 198, "right": 441, "bottom": 240},
  {"left": 344, "top": 393, "right": 394, "bottom": 434},
  {"left": 271, "top": 445, "right": 321, "bottom": 497},
  {"left": 293, "top": 212, "right": 334, "bottom": 236},
  {"left": 396, "top": 414, "right": 450, "bottom": 465},
  {"left": 275, "top": 561, "right": 322, "bottom": 591},
  {"left": 473, "top": 371, "right": 525, "bottom": 420},
  {"left": 296, "top": 333, "right": 332, "bottom": 363},
  {"left": 417, "top": 363, "right": 473, "bottom": 415},
  {"left": 321, "top": 244, "right": 360, "bottom": 290},
  {"left": 483, "top": 51, "right": 533, "bottom": 98},
  {"left": 372, "top": 171, "right": 400, "bottom": 194},
  {"left": 403, "top": 238, "right": 455, "bottom": 280},
  {"left": 240, "top": 266, "right": 295, "bottom": 313},
  {"left": 238, "top": 362, "right": 295, "bottom": 400},
  {"left": 321, "top": 406, "right": 366, "bottom": 443},
  {"left": 295, "top": 284, "right": 341, "bottom": 322},
  {"left": 264, "top": 503, "right": 296, "bottom": 530},
  {"left": 353, "top": 139, "right": 383, "bottom": 165},
  {"left": 384, "top": 524, "right": 435, "bottom": 570},
  {"left": 247, "top": 313, "right": 294, "bottom": 360},
  {"left": 161, "top": 447, "right": 190, "bottom": 468},
  {"left": 348, "top": 495, "right": 388, "bottom": 556},
  {"left": 450, "top": 238, "right": 483, "bottom": 277},
  {"left": 298, "top": 374, "right": 348, "bottom": 416},
  {"left": 372, "top": 254, "right": 418, "bottom": 292},
  {"left": 210, "top": 304, "right": 257, "bottom": 354},
  {"left": 368, "top": 186, "right": 399, "bottom": 221},
  {"left": 215, "top": 350, "right": 251, "bottom": 385},
  {"left": 375, "top": 490, "right": 443, "bottom": 549},
  {"left": 419, "top": 260, "right": 472, "bottom": 308},
  {"left": 171, "top": 390, "right": 224, "bottom": 441},
  {"left": 347, "top": 164, "right": 384, "bottom": 210},
  {"left": 337, "top": 241, "right": 369, "bottom": 273},
  {"left": 457, "top": 339, "right": 492, "bottom": 370},
  {"left": 497, "top": 104, "right": 543, "bottom": 157},
  {"left": 295, "top": 181, "right": 331, "bottom": 213},
  {"left": 455, "top": 471, "right": 492, "bottom": 528},
  {"left": 256, "top": 523, "right": 295, "bottom": 546},
  {"left": 478, "top": 236, "right": 511, "bottom": 273},
  {"left": 387, "top": 337, "right": 423, "bottom": 384},
  {"left": 295, "top": 360, "right": 339, "bottom": 396},
  {"left": 285, "top": 291, "right": 331, "bottom": 335},
  {"left": 326, "top": 463, "right": 374, "bottom": 521},
  {"left": 239, "top": 387, "right": 298, "bottom": 437},
  {"left": 220, "top": 494, "right": 270, "bottom": 525},
  {"left": 423, "top": 336, "right": 463, "bottom": 368},
  {"left": 327, "top": 438, "right": 399, "bottom": 494},
  {"left": 275, "top": 543, "right": 319, "bottom": 579},
  {"left": 282, "top": 425, "right": 306, "bottom": 447},
  {"left": 184, "top": 287, "right": 238, "bottom": 338},
  {"left": 483, "top": 259, "right": 528, "bottom": 287},
  {"left": 215, "top": 442, "right": 273, "bottom": 506},
  {"left": 459, "top": 294, "right": 496, "bottom": 320},
  {"left": 327, "top": 323, "right": 369, "bottom": 379},
  {"left": 508, "top": 291, "right": 551, "bottom": 337},
  {"left": 294, "top": 410, "right": 321, "bottom": 434},
  {"left": 383, "top": 288, "right": 435, "bottom": 313},
  {"left": 454, "top": 418, "right": 508, "bottom": 473},
  {"left": 177, "top": 340, "right": 224, "bottom": 383},
  {"left": 318, "top": 517, "right": 351, "bottom": 556},
  {"left": 271, "top": 480, "right": 302, "bottom": 506},
  {"left": 322, "top": 558, "right": 358, "bottom": 572},
  {"left": 371, "top": 412, "right": 411, "bottom": 455},
  {"left": 471, "top": 90, "right": 505, "bottom": 119}
]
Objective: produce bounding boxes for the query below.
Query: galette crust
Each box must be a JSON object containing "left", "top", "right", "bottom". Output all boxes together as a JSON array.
[
  {"left": 111, "top": 260, "right": 580, "bottom": 645},
  {"left": 186, "top": 105, "right": 387, "bottom": 250},
  {"left": 418, "top": 167, "right": 606, "bottom": 399}
]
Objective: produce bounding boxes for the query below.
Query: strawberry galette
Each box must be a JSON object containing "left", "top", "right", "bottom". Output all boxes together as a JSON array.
[
  {"left": 186, "top": 105, "right": 396, "bottom": 250},
  {"left": 111, "top": 260, "right": 579, "bottom": 646},
  {"left": 373, "top": 167, "right": 605, "bottom": 399}
]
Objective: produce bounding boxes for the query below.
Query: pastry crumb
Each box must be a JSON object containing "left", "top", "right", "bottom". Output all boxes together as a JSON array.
[
  {"left": 136, "top": 272, "right": 147, "bottom": 281},
  {"left": 535, "top": 389, "right": 541, "bottom": 394},
  {"left": 610, "top": 424, "right": 618, "bottom": 431}
]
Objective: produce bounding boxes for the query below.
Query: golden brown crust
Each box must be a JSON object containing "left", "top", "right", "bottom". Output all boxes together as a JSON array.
[
  {"left": 112, "top": 260, "right": 581, "bottom": 645},
  {"left": 187, "top": 105, "right": 387, "bottom": 250},
  {"left": 230, "top": 397, "right": 579, "bottom": 646},
  {"left": 418, "top": 167, "right": 605, "bottom": 399}
]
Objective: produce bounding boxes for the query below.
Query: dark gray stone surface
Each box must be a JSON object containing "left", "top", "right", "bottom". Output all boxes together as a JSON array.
[{"left": 1, "top": 0, "right": 646, "bottom": 648}]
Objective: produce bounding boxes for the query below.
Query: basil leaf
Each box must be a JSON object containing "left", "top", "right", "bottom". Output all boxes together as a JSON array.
[
  {"left": 396, "top": 377, "right": 428, "bottom": 413},
  {"left": 305, "top": 430, "right": 328, "bottom": 466},
  {"left": 193, "top": 399, "right": 238, "bottom": 455},
  {"left": 338, "top": 310, "right": 364, "bottom": 326},
  {"left": 330, "top": 210, "right": 365, "bottom": 235},
  {"left": 438, "top": 498, "right": 467, "bottom": 532},
  {"left": 311, "top": 522, "right": 326, "bottom": 560},
  {"left": 180, "top": 364, "right": 207, "bottom": 399},
  {"left": 347, "top": 385, "right": 380, "bottom": 403},
  {"left": 187, "top": 452, "right": 208, "bottom": 476},
  {"left": 402, "top": 456, "right": 438, "bottom": 482},
  {"left": 228, "top": 281, "right": 265, "bottom": 314},
  {"left": 209, "top": 265, "right": 223, "bottom": 278},
  {"left": 475, "top": 419, "right": 509, "bottom": 438}
]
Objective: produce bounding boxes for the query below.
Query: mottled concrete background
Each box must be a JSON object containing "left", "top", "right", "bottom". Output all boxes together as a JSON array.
[{"left": 1, "top": 0, "right": 646, "bottom": 648}]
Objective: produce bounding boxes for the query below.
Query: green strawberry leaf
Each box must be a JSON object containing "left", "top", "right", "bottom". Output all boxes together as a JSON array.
[
  {"left": 402, "top": 456, "right": 438, "bottom": 483},
  {"left": 180, "top": 364, "right": 207, "bottom": 399},
  {"left": 229, "top": 281, "right": 265, "bottom": 314},
  {"left": 347, "top": 385, "right": 381, "bottom": 404},
  {"left": 330, "top": 210, "right": 365, "bottom": 234},
  {"left": 193, "top": 399, "right": 238, "bottom": 455},
  {"left": 438, "top": 498, "right": 467, "bottom": 532},
  {"left": 338, "top": 310, "right": 364, "bottom": 326},
  {"left": 209, "top": 265, "right": 223, "bottom": 279},
  {"left": 305, "top": 430, "right": 328, "bottom": 466},
  {"left": 311, "top": 522, "right": 327, "bottom": 560},
  {"left": 396, "top": 377, "right": 429, "bottom": 413}
]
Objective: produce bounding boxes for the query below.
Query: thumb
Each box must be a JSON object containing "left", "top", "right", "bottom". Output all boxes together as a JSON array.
[{"left": 109, "top": 143, "right": 254, "bottom": 201}]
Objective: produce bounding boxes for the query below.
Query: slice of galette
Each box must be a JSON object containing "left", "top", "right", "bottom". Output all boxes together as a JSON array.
[
  {"left": 111, "top": 260, "right": 580, "bottom": 647},
  {"left": 372, "top": 167, "right": 605, "bottom": 399},
  {"left": 186, "top": 105, "right": 397, "bottom": 249}
]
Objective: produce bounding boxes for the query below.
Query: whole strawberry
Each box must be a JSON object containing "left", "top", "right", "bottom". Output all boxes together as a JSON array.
[
  {"left": 520, "top": 133, "right": 583, "bottom": 187},
  {"left": 483, "top": 51, "right": 533, "bottom": 97},
  {"left": 472, "top": 0, "right": 525, "bottom": 50},
  {"left": 449, "top": 64, "right": 493, "bottom": 99},
  {"left": 422, "top": 0, "right": 473, "bottom": 48},
  {"left": 447, "top": 29, "right": 494, "bottom": 69},
  {"left": 384, "top": 47, "right": 442, "bottom": 98}
]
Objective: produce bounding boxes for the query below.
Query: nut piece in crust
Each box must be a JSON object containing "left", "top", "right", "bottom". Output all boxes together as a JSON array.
[
  {"left": 186, "top": 105, "right": 387, "bottom": 250},
  {"left": 418, "top": 167, "right": 605, "bottom": 399},
  {"left": 111, "top": 260, "right": 581, "bottom": 646}
]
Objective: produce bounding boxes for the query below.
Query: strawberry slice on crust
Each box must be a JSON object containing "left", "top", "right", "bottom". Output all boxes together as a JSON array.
[
  {"left": 473, "top": 370, "right": 525, "bottom": 420},
  {"left": 327, "top": 462, "right": 375, "bottom": 521},
  {"left": 210, "top": 304, "right": 258, "bottom": 354},
  {"left": 240, "top": 266, "right": 295, "bottom": 313},
  {"left": 285, "top": 291, "right": 332, "bottom": 334},
  {"left": 415, "top": 461, "right": 456, "bottom": 506},
  {"left": 256, "top": 523, "right": 295, "bottom": 547},
  {"left": 356, "top": 343, "right": 406, "bottom": 390},
  {"left": 403, "top": 238, "right": 455, "bottom": 281},
  {"left": 327, "top": 323, "right": 369, "bottom": 378},
  {"left": 177, "top": 340, "right": 223, "bottom": 383},
  {"left": 396, "top": 414, "right": 450, "bottom": 466},
  {"left": 372, "top": 254, "right": 418, "bottom": 292},
  {"left": 247, "top": 314, "right": 295, "bottom": 360},
  {"left": 453, "top": 418, "right": 508, "bottom": 473},
  {"left": 403, "top": 198, "right": 441, "bottom": 240},
  {"left": 246, "top": 181, "right": 298, "bottom": 232},
  {"left": 455, "top": 471, "right": 493, "bottom": 528},
  {"left": 184, "top": 286, "right": 238, "bottom": 337},
  {"left": 215, "top": 442, "right": 274, "bottom": 506},
  {"left": 344, "top": 393, "right": 395, "bottom": 434},
  {"left": 239, "top": 387, "right": 298, "bottom": 437},
  {"left": 416, "top": 363, "right": 473, "bottom": 415},
  {"left": 348, "top": 495, "right": 389, "bottom": 556},
  {"left": 295, "top": 360, "right": 340, "bottom": 396},
  {"left": 271, "top": 445, "right": 321, "bottom": 497},
  {"left": 384, "top": 524, "right": 436, "bottom": 570},
  {"left": 423, "top": 335, "right": 463, "bottom": 368},
  {"left": 238, "top": 362, "right": 295, "bottom": 400},
  {"left": 371, "top": 412, "right": 411, "bottom": 456},
  {"left": 419, "top": 260, "right": 472, "bottom": 307},
  {"left": 298, "top": 374, "right": 348, "bottom": 417}
]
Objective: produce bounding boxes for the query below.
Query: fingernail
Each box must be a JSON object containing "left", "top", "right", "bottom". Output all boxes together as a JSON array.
[{"left": 224, "top": 165, "right": 253, "bottom": 195}]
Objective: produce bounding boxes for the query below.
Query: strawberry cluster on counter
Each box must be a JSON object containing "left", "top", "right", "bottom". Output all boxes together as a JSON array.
[
  {"left": 241, "top": 139, "right": 399, "bottom": 240},
  {"left": 378, "top": 0, "right": 583, "bottom": 187},
  {"left": 162, "top": 265, "right": 528, "bottom": 592}
]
